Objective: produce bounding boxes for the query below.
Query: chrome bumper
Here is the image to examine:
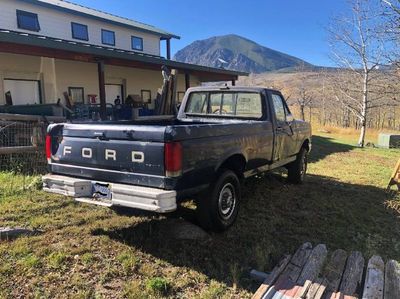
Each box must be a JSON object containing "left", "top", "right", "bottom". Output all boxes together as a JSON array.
[{"left": 42, "top": 174, "right": 177, "bottom": 213}]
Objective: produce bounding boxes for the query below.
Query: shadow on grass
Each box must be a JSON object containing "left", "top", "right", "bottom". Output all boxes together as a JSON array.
[
  {"left": 94, "top": 174, "right": 400, "bottom": 293},
  {"left": 92, "top": 135, "right": 398, "bottom": 292},
  {"left": 309, "top": 135, "right": 355, "bottom": 163}
]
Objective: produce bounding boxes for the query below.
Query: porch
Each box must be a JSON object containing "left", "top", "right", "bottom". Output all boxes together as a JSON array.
[{"left": 0, "top": 29, "right": 246, "bottom": 119}]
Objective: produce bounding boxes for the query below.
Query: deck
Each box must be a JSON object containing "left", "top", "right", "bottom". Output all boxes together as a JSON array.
[{"left": 252, "top": 243, "right": 400, "bottom": 299}]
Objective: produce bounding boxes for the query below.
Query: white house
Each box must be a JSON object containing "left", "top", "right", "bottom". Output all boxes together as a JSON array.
[{"left": 0, "top": 0, "right": 244, "bottom": 112}]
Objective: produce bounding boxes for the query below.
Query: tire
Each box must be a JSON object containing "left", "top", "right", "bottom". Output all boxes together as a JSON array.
[
  {"left": 196, "top": 170, "right": 241, "bottom": 232},
  {"left": 287, "top": 147, "right": 308, "bottom": 184}
]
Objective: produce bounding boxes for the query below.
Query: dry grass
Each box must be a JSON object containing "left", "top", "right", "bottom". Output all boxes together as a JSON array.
[
  {"left": 0, "top": 131, "right": 399, "bottom": 298},
  {"left": 312, "top": 124, "right": 399, "bottom": 144}
]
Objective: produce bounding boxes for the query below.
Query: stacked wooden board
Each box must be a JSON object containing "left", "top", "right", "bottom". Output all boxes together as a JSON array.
[{"left": 252, "top": 243, "right": 400, "bottom": 299}]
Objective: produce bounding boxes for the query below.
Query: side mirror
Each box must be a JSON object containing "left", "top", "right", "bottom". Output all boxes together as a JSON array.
[{"left": 286, "top": 114, "right": 294, "bottom": 122}]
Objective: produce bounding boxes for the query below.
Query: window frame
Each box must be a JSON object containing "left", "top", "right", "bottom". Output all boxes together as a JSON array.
[
  {"left": 101, "top": 29, "right": 115, "bottom": 46},
  {"left": 185, "top": 91, "right": 265, "bottom": 120},
  {"left": 71, "top": 22, "right": 89, "bottom": 41},
  {"left": 68, "top": 87, "right": 85, "bottom": 104},
  {"left": 141, "top": 89, "right": 152, "bottom": 104},
  {"left": 16, "top": 10, "right": 40, "bottom": 32},
  {"left": 131, "top": 36, "right": 143, "bottom": 51}
]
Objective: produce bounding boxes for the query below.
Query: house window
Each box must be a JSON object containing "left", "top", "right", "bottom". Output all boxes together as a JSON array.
[
  {"left": 141, "top": 90, "right": 151, "bottom": 103},
  {"left": 68, "top": 87, "right": 85, "bottom": 104},
  {"left": 71, "top": 22, "right": 88, "bottom": 41},
  {"left": 131, "top": 36, "right": 143, "bottom": 51},
  {"left": 101, "top": 29, "right": 115, "bottom": 46},
  {"left": 16, "top": 10, "right": 40, "bottom": 32}
]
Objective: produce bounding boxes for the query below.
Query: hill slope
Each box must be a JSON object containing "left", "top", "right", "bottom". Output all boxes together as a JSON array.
[{"left": 174, "top": 34, "right": 312, "bottom": 73}]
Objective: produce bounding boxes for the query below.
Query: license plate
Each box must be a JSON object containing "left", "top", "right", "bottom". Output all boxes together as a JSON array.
[{"left": 92, "top": 183, "right": 112, "bottom": 200}]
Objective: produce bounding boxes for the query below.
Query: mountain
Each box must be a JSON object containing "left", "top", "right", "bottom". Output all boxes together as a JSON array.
[{"left": 173, "top": 34, "right": 313, "bottom": 74}]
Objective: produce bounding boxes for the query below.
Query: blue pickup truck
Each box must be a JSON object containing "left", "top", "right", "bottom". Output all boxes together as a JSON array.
[{"left": 43, "top": 87, "right": 311, "bottom": 231}]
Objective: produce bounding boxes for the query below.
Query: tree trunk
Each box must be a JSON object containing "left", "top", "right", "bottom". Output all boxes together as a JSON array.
[
  {"left": 300, "top": 105, "right": 305, "bottom": 121},
  {"left": 358, "top": 71, "right": 368, "bottom": 147}
]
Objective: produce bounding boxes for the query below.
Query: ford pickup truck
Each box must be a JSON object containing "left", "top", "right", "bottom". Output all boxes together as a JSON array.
[{"left": 43, "top": 87, "right": 311, "bottom": 231}]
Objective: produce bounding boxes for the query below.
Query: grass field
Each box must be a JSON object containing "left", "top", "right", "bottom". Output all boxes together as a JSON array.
[{"left": 0, "top": 132, "right": 399, "bottom": 298}]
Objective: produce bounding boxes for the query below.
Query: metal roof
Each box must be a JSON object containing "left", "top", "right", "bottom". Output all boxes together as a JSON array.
[
  {"left": 18, "top": 0, "right": 180, "bottom": 39},
  {"left": 0, "top": 29, "right": 248, "bottom": 79}
]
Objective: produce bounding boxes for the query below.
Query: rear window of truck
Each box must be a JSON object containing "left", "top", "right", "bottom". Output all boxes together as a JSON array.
[{"left": 185, "top": 92, "right": 263, "bottom": 118}]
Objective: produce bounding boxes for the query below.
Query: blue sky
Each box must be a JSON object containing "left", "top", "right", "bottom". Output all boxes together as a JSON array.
[{"left": 74, "top": 0, "right": 349, "bottom": 66}]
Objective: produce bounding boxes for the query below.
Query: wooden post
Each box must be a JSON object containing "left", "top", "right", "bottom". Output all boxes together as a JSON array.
[
  {"left": 185, "top": 73, "right": 190, "bottom": 90},
  {"left": 166, "top": 39, "right": 171, "bottom": 60},
  {"left": 387, "top": 158, "right": 400, "bottom": 191},
  {"left": 97, "top": 60, "right": 106, "bottom": 120}
]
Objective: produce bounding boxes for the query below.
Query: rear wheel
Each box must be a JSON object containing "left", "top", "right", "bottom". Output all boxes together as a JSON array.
[
  {"left": 196, "top": 170, "right": 241, "bottom": 232},
  {"left": 287, "top": 147, "right": 308, "bottom": 184}
]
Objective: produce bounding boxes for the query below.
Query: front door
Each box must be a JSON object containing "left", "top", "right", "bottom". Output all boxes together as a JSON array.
[
  {"left": 271, "top": 93, "right": 296, "bottom": 161},
  {"left": 4, "top": 79, "right": 41, "bottom": 105}
]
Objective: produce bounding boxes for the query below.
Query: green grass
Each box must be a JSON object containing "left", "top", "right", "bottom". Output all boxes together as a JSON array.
[{"left": 0, "top": 132, "right": 399, "bottom": 298}]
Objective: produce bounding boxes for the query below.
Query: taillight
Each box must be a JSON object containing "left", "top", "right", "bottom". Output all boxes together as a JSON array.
[
  {"left": 45, "top": 135, "right": 52, "bottom": 163},
  {"left": 164, "top": 142, "right": 182, "bottom": 177}
]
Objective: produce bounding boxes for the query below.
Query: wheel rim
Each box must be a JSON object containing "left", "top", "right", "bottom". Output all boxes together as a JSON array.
[
  {"left": 300, "top": 153, "right": 307, "bottom": 179},
  {"left": 218, "top": 183, "right": 236, "bottom": 220}
]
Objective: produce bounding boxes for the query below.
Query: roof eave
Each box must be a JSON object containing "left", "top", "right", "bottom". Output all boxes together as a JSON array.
[{"left": 0, "top": 30, "right": 247, "bottom": 79}]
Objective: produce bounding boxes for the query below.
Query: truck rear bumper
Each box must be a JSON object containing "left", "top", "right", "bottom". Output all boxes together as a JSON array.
[{"left": 42, "top": 174, "right": 177, "bottom": 213}]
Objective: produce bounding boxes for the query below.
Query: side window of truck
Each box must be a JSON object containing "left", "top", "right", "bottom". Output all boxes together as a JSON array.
[{"left": 271, "top": 94, "right": 286, "bottom": 122}]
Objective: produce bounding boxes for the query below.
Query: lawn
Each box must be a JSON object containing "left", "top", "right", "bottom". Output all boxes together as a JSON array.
[{"left": 0, "top": 132, "right": 399, "bottom": 298}]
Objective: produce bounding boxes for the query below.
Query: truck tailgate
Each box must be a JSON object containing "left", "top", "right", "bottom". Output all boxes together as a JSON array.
[{"left": 48, "top": 123, "right": 168, "bottom": 188}]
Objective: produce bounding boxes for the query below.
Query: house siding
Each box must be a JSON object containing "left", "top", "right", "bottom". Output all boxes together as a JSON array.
[{"left": 0, "top": 0, "right": 161, "bottom": 56}]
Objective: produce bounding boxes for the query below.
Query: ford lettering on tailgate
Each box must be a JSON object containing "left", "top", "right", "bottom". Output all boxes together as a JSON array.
[{"left": 55, "top": 138, "right": 164, "bottom": 176}]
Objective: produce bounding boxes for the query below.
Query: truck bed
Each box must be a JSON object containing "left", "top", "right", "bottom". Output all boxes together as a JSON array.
[{"left": 47, "top": 117, "right": 274, "bottom": 192}]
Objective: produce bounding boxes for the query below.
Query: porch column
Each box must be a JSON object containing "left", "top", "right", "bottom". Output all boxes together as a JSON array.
[
  {"left": 166, "top": 39, "right": 171, "bottom": 60},
  {"left": 97, "top": 60, "right": 106, "bottom": 120},
  {"left": 185, "top": 73, "right": 190, "bottom": 90},
  {"left": 0, "top": 71, "right": 5, "bottom": 105}
]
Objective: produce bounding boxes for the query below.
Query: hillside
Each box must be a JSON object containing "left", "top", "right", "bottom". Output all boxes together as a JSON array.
[{"left": 174, "top": 34, "right": 312, "bottom": 73}]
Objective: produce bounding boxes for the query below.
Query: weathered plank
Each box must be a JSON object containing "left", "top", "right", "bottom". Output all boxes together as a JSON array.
[
  {"left": 252, "top": 254, "right": 292, "bottom": 299},
  {"left": 313, "top": 282, "right": 327, "bottom": 299},
  {"left": 362, "top": 255, "right": 384, "bottom": 299},
  {"left": 295, "top": 280, "right": 313, "bottom": 298},
  {"left": 323, "top": 249, "right": 348, "bottom": 293},
  {"left": 298, "top": 244, "right": 328, "bottom": 285},
  {"left": 384, "top": 260, "right": 400, "bottom": 299},
  {"left": 324, "top": 292, "right": 358, "bottom": 299},
  {"left": 270, "top": 277, "right": 297, "bottom": 299},
  {"left": 305, "top": 278, "right": 327, "bottom": 299},
  {"left": 339, "top": 251, "right": 365, "bottom": 297},
  {"left": 263, "top": 275, "right": 291, "bottom": 299},
  {"left": 281, "top": 242, "right": 313, "bottom": 282}
]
